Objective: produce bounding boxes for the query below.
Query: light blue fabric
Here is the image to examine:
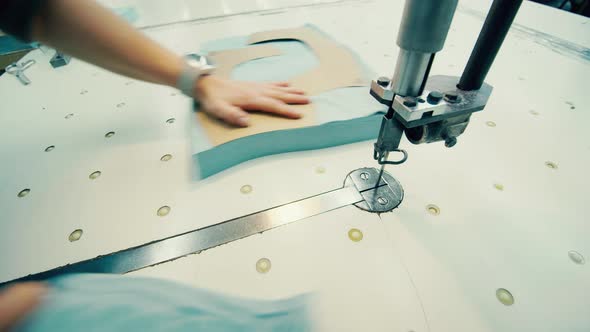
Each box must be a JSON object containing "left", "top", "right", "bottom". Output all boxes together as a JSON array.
[
  {"left": 197, "top": 26, "right": 380, "bottom": 124},
  {"left": 0, "top": 35, "right": 35, "bottom": 54},
  {"left": 15, "top": 274, "right": 314, "bottom": 332},
  {"left": 192, "top": 26, "right": 386, "bottom": 178},
  {"left": 197, "top": 113, "right": 382, "bottom": 178}
]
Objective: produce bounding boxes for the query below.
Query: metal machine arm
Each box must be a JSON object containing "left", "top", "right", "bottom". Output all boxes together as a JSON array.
[{"left": 371, "top": 0, "right": 523, "bottom": 168}]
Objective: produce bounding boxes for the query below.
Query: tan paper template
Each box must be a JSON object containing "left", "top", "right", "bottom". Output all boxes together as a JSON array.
[
  {"left": 208, "top": 44, "right": 283, "bottom": 79},
  {"left": 197, "top": 27, "right": 367, "bottom": 146}
]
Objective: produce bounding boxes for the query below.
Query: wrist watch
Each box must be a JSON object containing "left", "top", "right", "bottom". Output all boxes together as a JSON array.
[{"left": 177, "top": 54, "right": 216, "bottom": 98}]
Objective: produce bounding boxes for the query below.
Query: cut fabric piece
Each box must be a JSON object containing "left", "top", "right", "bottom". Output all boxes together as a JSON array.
[
  {"left": 196, "top": 103, "right": 316, "bottom": 146},
  {"left": 196, "top": 26, "right": 369, "bottom": 147},
  {"left": 191, "top": 25, "right": 385, "bottom": 178},
  {"left": 15, "top": 274, "right": 315, "bottom": 332},
  {"left": 196, "top": 113, "right": 382, "bottom": 178}
]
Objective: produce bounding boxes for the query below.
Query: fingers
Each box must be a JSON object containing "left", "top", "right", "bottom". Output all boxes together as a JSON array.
[
  {"left": 198, "top": 79, "right": 309, "bottom": 126},
  {"left": 207, "top": 102, "right": 251, "bottom": 127},
  {"left": 265, "top": 89, "right": 310, "bottom": 105},
  {"left": 269, "top": 82, "right": 305, "bottom": 95},
  {"left": 271, "top": 82, "right": 290, "bottom": 87},
  {"left": 0, "top": 282, "right": 47, "bottom": 331},
  {"left": 276, "top": 86, "right": 306, "bottom": 95},
  {"left": 246, "top": 96, "right": 303, "bottom": 119}
]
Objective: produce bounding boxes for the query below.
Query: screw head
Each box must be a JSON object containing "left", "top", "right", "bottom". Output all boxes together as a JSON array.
[
  {"left": 445, "top": 92, "right": 458, "bottom": 100},
  {"left": 377, "top": 76, "right": 390, "bottom": 87},
  {"left": 403, "top": 98, "right": 417, "bottom": 107},
  {"left": 444, "top": 92, "right": 461, "bottom": 103},
  {"left": 377, "top": 197, "right": 388, "bottom": 205},
  {"left": 360, "top": 172, "right": 370, "bottom": 180},
  {"left": 427, "top": 91, "right": 443, "bottom": 104}
]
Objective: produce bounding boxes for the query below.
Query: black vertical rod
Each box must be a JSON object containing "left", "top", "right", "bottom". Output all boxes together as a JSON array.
[{"left": 458, "top": 0, "right": 523, "bottom": 91}]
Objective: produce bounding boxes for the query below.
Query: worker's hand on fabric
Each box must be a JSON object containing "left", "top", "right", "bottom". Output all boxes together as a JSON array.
[
  {"left": 195, "top": 76, "right": 310, "bottom": 127},
  {"left": 0, "top": 282, "right": 47, "bottom": 331}
]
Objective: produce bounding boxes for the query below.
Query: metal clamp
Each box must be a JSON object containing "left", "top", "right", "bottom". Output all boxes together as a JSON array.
[{"left": 5, "top": 59, "right": 36, "bottom": 85}]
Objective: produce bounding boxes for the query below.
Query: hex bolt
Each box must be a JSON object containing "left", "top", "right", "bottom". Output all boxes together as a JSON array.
[
  {"left": 427, "top": 91, "right": 443, "bottom": 104},
  {"left": 444, "top": 92, "right": 461, "bottom": 103},
  {"left": 377, "top": 76, "right": 390, "bottom": 87}
]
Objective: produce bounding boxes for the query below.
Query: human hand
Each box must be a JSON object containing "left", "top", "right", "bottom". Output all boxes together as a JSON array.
[
  {"left": 195, "top": 76, "right": 310, "bottom": 127},
  {"left": 0, "top": 282, "right": 47, "bottom": 331}
]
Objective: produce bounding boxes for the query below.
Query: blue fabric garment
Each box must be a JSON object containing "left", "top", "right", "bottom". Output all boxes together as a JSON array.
[
  {"left": 15, "top": 274, "right": 314, "bottom": 332},
  {"left": 192, "top": 26, "right": 386, "bottom": 178},
  {"left": 197, "top": 113, "right": 382, "bottom": 178}
]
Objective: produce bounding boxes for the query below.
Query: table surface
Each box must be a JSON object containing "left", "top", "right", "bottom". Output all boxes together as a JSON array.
[{"left": 1, "top": 1, "right": 589, "bottom": 331}]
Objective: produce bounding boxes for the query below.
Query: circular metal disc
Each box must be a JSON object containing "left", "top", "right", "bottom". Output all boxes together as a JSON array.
[{"left": 343, "top": 167, "right": 404, "bottom": 213}]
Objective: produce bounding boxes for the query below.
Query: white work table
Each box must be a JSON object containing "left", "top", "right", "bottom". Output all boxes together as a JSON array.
[{"left": 0, "top": 0, "right": 589, "bottom": 331}]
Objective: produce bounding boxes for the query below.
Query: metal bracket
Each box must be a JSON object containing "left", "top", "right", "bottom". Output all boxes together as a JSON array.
[
  {"left": 392, "top": 75, "right": 492, "bottom": 129},
  {"left": 50, "top": 52, "right": 71, "bottom": 68},
  {"left": 370, "top": 74, "right": 492, "bottom": 148},
  {"left": 369, "top": 77, "right": 395, "bottom": 106}
]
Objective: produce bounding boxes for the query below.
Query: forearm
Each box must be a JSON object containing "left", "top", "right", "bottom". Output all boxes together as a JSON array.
[
  {"left": 31, "top": 0, "right": 183, "bottom": 87},
  {"left": 1, "top": 0, "right": 309, "bottom": 128}
]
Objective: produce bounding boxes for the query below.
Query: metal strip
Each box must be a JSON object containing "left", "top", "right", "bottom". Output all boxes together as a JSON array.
[{"left": 1, "top": 186, "right": 365, "bottom": 286}]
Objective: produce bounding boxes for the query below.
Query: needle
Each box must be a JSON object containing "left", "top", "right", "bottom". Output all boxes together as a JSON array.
[{"left": 373, "top": 151, "right": 388, "bottom": 203}]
